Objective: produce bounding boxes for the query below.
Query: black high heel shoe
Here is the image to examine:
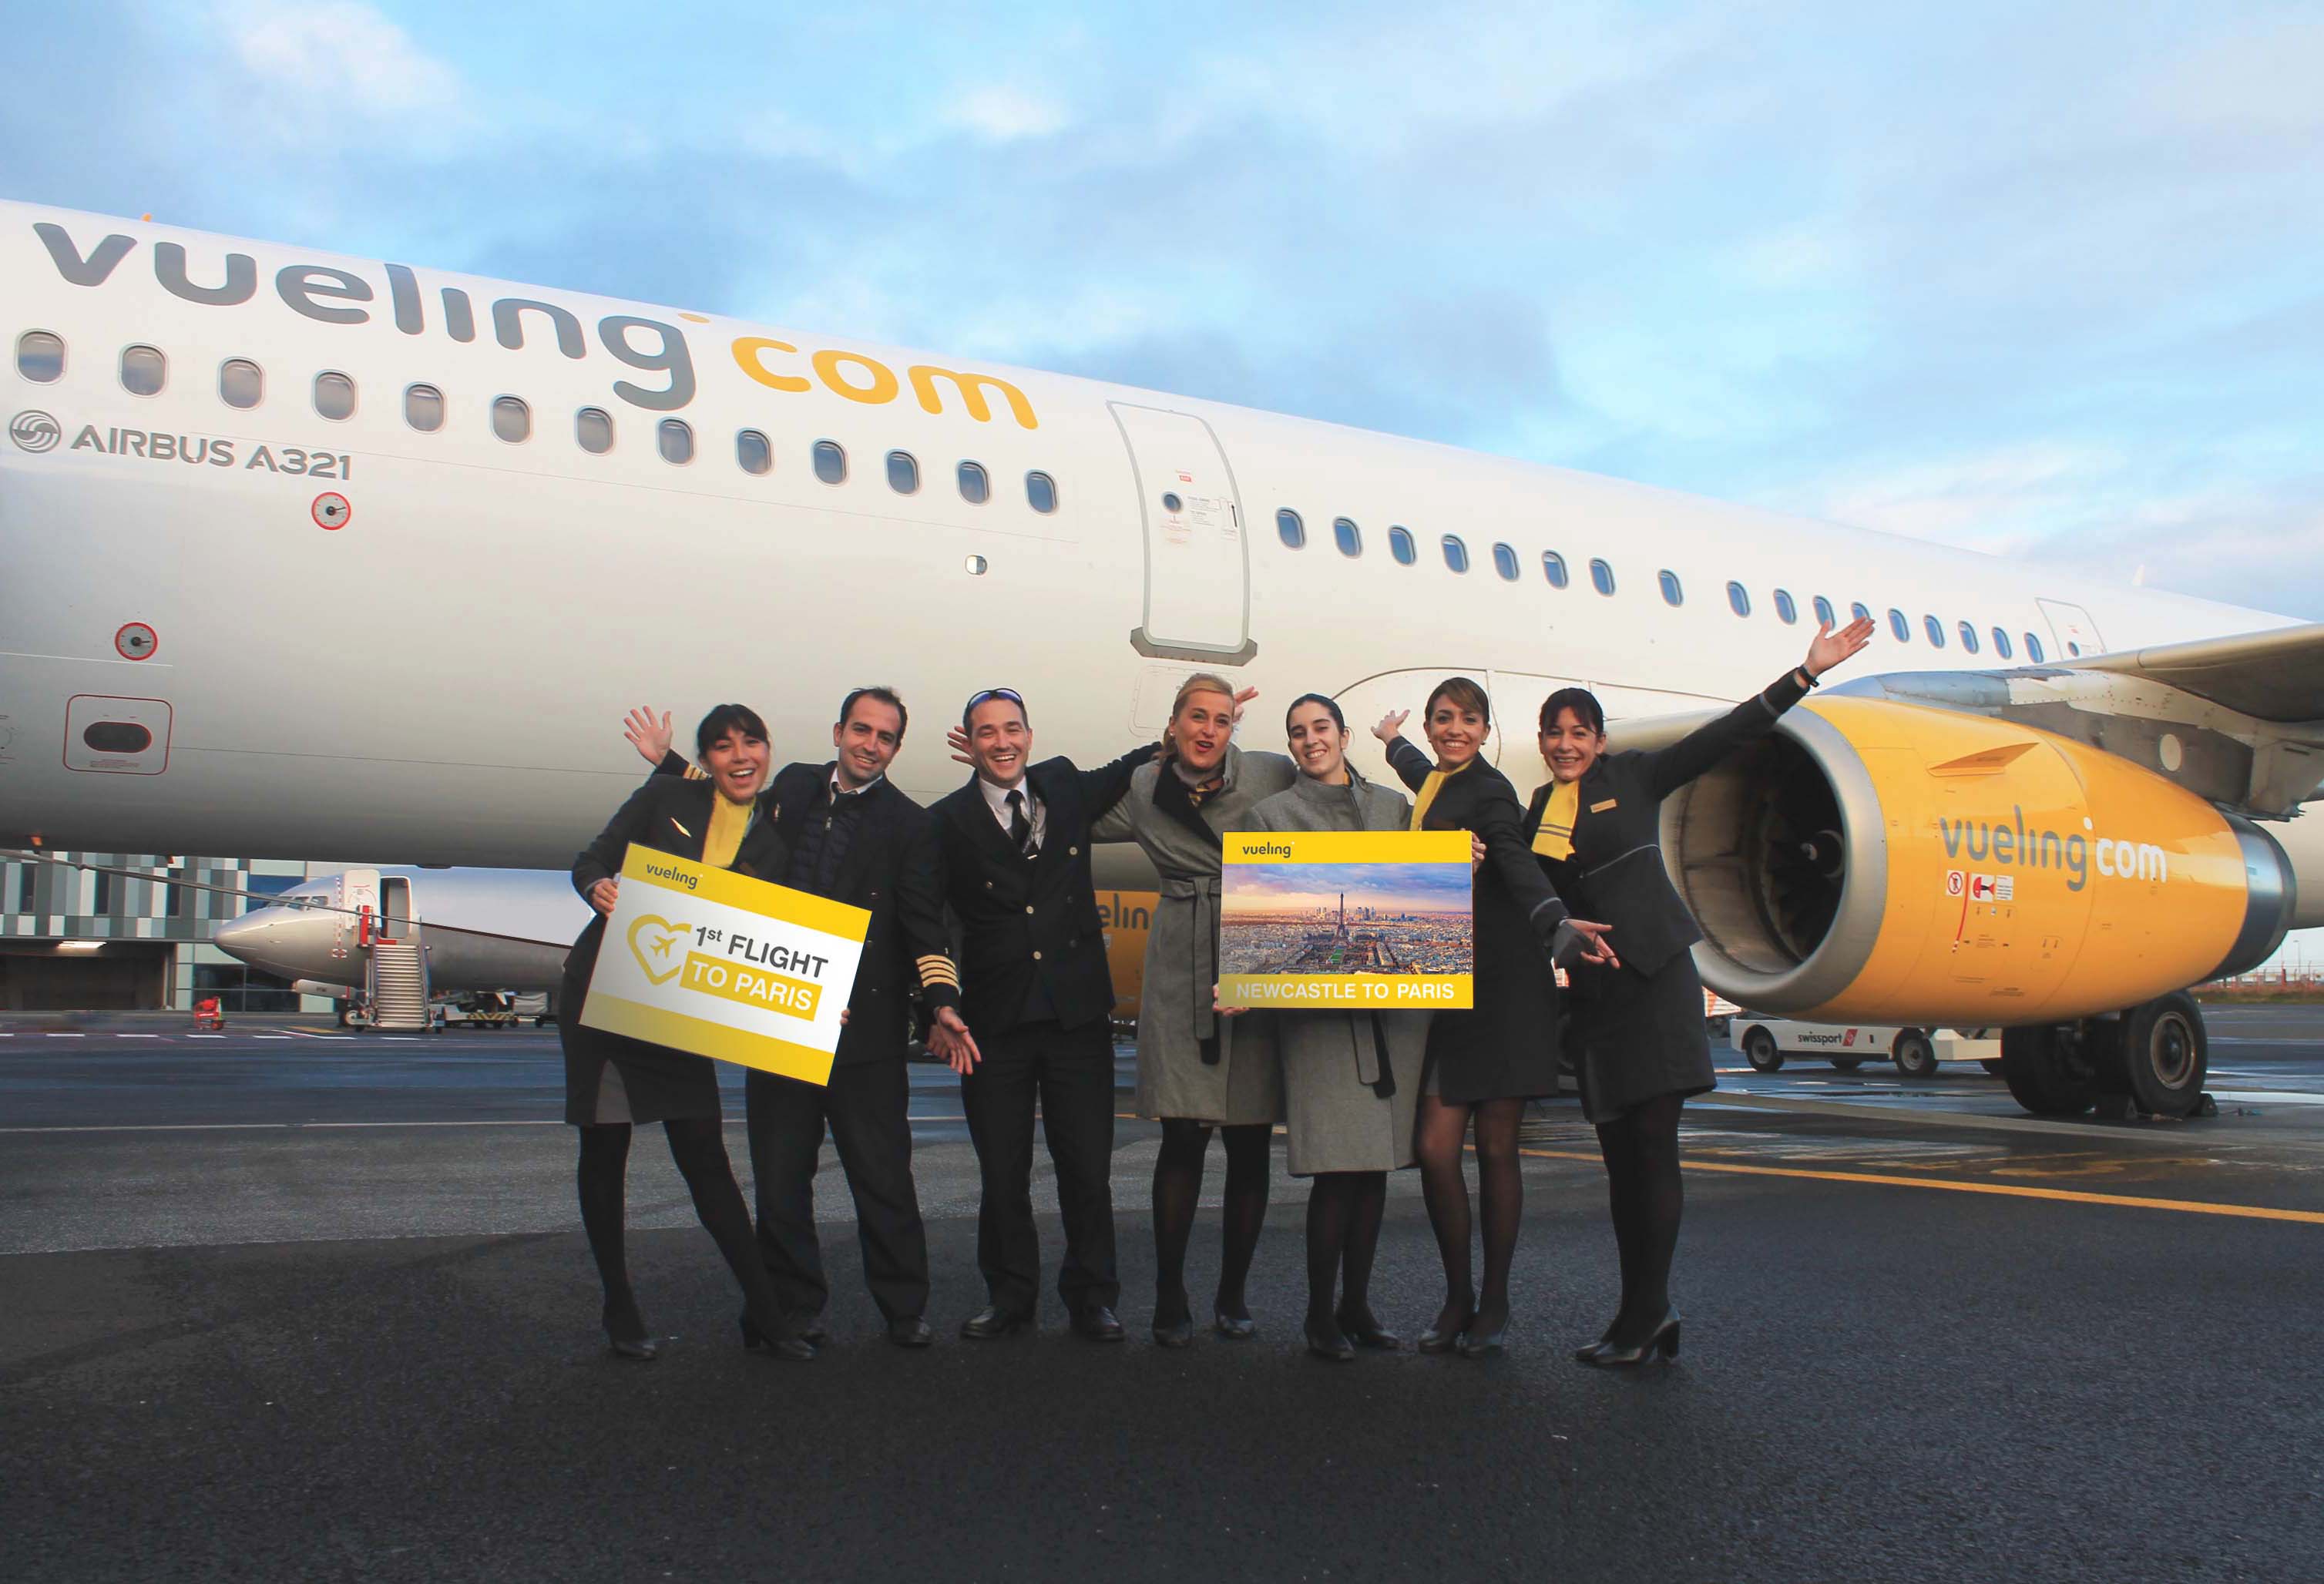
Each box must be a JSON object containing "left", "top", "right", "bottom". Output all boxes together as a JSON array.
[
  {"left": 739, "top": 1309, "right": 817, "bottom": 1363},
  {"left": 1154, "top": 1289, "right": 1195, "bottom": 1348},
  {"left": 1417, "top": 1300, "right": 1473, "bottom": 1354},
  {"left": 1335, "top": 1306, "right": 1402, "bottom": 1351},
  {"left": 1304, "top": 1319, "right": 1356, "bottom": 1362},
  {"left": 1580, "top": 1311, "right": 1680, "bottom": 1368},
  {"left": 1213, "top": 1307, "right": 1256, "bottom": 1341},
  {"left": 603, "top": 1299, "right": 657, "bottom": 1361},
  {"left": 1573, "top": 1317, "right": 1620, "bottom": 1363},
  {"left": 1457, "top": 1313, "right": 1509, "bottom": 1359}
]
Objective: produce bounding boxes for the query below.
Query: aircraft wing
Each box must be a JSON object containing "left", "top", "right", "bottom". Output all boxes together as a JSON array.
[{"left": 2067, "top": 623, "right": 2324, "bottom": 723}]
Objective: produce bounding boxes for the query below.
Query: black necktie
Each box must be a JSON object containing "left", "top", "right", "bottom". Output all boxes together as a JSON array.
[{"left": 1006, "top": 790, "right": 1035, "bottom": 857}]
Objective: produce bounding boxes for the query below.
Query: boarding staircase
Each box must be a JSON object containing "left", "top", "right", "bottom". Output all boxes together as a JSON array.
[{"left": 368, "top": 938, "right": 432, "bottom": 1031}]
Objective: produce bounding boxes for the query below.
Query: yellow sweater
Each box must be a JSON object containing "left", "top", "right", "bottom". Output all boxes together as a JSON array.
[{"left": 703, "top": 793, "right": 753, "bottom": 870}]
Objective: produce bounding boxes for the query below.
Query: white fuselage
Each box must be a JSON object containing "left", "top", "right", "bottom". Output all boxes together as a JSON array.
[{"left": 0, "top": 202, "right": 2290, "bottom": 876}]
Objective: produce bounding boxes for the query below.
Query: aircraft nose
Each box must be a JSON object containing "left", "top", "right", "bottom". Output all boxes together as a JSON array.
[{"left": 214, "top": 904, "right": 341, "bottom": 982}]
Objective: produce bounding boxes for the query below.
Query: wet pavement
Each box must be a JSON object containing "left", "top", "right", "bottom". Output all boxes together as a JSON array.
[{"left": 5, "top": 1005, "right": 2322, "bottom": 1580}]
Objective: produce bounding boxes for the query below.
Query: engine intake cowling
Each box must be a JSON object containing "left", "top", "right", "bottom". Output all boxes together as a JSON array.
[{"left": 1660, "top": 696, "right": 2297, "bottom": 1025}]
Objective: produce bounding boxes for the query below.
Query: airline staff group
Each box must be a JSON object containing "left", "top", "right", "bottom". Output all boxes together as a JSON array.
[{"left": 561, "top": 616, "right": 1876, "bottom": 1366}]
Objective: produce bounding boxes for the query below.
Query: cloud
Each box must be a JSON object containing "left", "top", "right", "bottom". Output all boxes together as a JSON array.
[
  {"left": 217, "top": 1, "right": 465, "bottom": 122},
  {"left": 947, "top": 87, "right": 1068, "bottom": 143}
]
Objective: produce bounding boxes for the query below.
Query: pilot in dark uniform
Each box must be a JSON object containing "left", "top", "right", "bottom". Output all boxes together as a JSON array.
[{"left": 929, "top": 687, "right": 1156, "bottom": 1341}]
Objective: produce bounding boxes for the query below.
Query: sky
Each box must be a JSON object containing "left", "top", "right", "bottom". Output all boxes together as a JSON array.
[
  {"left": 5, "top": 1, "right": 2322, "bottom": 614},
  {"left": 1224, "top": 863, "right": 1471, "bottom": 918}
]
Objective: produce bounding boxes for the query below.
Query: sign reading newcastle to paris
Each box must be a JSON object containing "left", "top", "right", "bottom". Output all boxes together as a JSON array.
[
  {"left": 1217, "top": 831, "right": 1474, "bottom": 1010},
  {"left": 580, "top": 847, "right": 869, "bottom": 1086}
]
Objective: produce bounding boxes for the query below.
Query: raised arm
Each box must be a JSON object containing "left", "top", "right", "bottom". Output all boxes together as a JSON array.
[
  {"left": 1383, "top": 736, "right": 1434, "bottom": 795},
  {"left": 1637, "top": 616, "right": 1873, "bottom": 800},
  {"left": 1074, "top": 741, "right": 1160, "bottom": 819}
]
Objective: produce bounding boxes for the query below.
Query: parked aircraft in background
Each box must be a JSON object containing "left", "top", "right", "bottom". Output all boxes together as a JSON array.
[{"left": 8, "top": 202, "right": 2324, "bottom": 1117}]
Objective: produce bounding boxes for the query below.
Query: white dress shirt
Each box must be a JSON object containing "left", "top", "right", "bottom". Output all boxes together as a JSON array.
[{"left": 979, "top": 774, "right": 1046, "bottom": 854}]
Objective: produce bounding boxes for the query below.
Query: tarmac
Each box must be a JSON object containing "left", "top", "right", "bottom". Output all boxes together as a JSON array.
[{"left": 5, "top": 1004, "right": 2323, "bottom": 1581}]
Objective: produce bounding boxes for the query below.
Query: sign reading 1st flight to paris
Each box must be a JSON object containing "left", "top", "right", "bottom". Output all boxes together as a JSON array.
[
  {"left": 580, "top": 846, "right": 869, "bottom": 1086},
  {"left": 1216, "top": 830, "right": 1474, "bottom": 1010}
]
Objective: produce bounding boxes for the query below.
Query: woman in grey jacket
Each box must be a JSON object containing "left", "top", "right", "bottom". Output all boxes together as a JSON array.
[
  {"left": 1093, "top": 673, "right": 1297, "bottom": 1345},
  {"left": 1241, "top": 694, "right": 1429, "bottom": 1361}
]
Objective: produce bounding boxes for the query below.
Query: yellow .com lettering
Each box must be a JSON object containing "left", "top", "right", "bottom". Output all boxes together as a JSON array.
[
  {"left": 813, "top": 349, "right": 898, "bottom": 404},
  {"left": 731, "top": 337, "right": 811, "bottom": 392},
  {"left": 908, "top": 365, "right": 1039, "bottom": 430}
]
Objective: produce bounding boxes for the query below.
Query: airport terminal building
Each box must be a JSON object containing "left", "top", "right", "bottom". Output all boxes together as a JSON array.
[{"left": 0, "top": 851, "right": 311, "bottom": 1012}]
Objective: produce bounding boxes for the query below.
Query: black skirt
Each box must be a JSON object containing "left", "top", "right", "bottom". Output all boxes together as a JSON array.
[
  {"left": 1423, "top": 911, "right": 1560, "bottom": 1105},
  {"left": 1566, "top": 950, "right": 1716, "bottom": 1124},
  {"left": 558, "top": 925, "right": 724, "bottom": 1126}
]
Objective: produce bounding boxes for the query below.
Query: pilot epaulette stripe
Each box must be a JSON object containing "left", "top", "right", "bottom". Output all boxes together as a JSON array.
[{"left": 683, "top": 763, "right": 708, "bottom": 780}]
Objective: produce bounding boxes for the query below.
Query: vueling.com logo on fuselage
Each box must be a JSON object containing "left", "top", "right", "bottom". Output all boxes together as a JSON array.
[{"left": 1937, "top": 807, "right": 2168, "bottom": 893}]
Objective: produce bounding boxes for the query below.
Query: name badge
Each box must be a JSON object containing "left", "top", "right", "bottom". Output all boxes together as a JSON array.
[{"left": 1590, "top": 799, "right": 1618, "bottom": 814}]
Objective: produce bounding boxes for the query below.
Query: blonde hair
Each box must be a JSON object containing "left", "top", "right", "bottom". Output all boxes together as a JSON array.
[{"left": 1162, "top": 672, "right": 1238, "bottom": 760}]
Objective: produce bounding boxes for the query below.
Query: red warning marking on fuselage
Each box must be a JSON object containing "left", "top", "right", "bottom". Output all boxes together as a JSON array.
[{"left": 312, "top": 492, "right": 351, "bottom": 530}]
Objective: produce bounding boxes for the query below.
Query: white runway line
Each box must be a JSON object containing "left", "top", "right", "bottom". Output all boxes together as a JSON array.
[{"left": 44, "top": 1033, "right": 85, "bottom": 1039}]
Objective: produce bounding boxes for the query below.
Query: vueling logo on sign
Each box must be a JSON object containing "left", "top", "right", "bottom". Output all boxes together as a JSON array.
[{"left": 1938, "top": 807, "right": 2168, "bottom": 893}]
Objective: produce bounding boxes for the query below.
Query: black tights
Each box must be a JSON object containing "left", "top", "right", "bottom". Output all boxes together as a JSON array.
[
  {"left": 1594, "top": 1092, "right": 1687, "bottom": 1344},
  {"left": 1415, "top": 1094, "right": 1526, "bottom": 1332},
  {"left": 576, "top": 1119, "right": 785, "bottom": 1341},
  {"left": 1151, "top": 1119, "right": 1271, "bottom": 1324},
  {"left": 1305, "top": 1170, "right": 1386, "bottom": 1327}
]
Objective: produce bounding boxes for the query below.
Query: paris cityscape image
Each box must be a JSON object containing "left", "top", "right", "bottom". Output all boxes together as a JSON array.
[{"left": 1218, "top": 862, "right": 1474, "bottom": 978}]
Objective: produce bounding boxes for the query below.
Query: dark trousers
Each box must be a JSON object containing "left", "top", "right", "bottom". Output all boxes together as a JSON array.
[
  {"left": 746, "top": 1059, "right": 929, "bottom": 1323},
  {"left": 959, "top": 1017, "right": 1119, "bottom": 1317}
]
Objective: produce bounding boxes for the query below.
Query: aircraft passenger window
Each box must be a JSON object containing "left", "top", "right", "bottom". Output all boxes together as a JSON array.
[
  {"left": 887, "top": 450, "right": 919, "bottom": 493},
  {"left": 1960, "top": 622, "right": 1980, "bottom": 655},
  {"left": 1389, "top": 525, "right": 1416, "bottom": 565},
  {"left": 492, "top": 395, "right": 531, "bottom": 443},
  {"left": 314, "top": 371, "right": 355, "bottom": 420},
  {"left": 405, "top": 384, "right": 445, "bottom": 432},
  {"left": 1728, "top": 582, "right": 1751, "bottom": 618},
  {"left": 2026, "top": 633, "right": 2045, "bottom": 663},
  {"left": 120, "top": 344, "right": 166, "bottom": 397},
  {"left": 576, "top": 408, "right": 613, "bottom": 455},
  {"left": 1924, "top": 615, "right": 1945, "bottom": 647},
  {"left": 1442, "top": 535, "right": 1470, "bottom": 574},
  {"left": 219, "top": 359, "right": 263, "bottom": 410},
  {"left": 1774, "top": 589, "right": 1798, "bottom": 625},
  {"left": 1660, "top": 570, "right": 1684, "bottom": 607},
  {"left": 1813, "top": 595, "right": 1835, "bottom": 627},
  {"left": 1333, "top": 518, "right": 1362, "bottom": 557},
  {"left": 957, "top": 461, "right": 988, "bottom": 503},
  {"left": 737, "top": 430, "right": 772, "bottom": 476},
  {"left": 1993, "top": 627, "right": 2013, "bottom": 659},
  {"left": 1888, "top": 609, "right": 1909, "bottom": 642},
  {"left": 15, "top": 330, "right": 63, "bottom": 382},
  {"left": 658, "top": 419, "right": 694, "bottom": 465},
  {"left": 1492, "top": 542, "right": 1519, "bottom": 581},
  {"left": 814, "top": 440, "right": 847, "bottom": 484},
  {"left": 1542, "top": 551, "right": 1569, "bottom": 589},
  {"left": 1026, "top": 471, "right": 1058, "bottom": 512},
  {"left": 1851, "top": 602, "right": 1872, "bottom": 624},
  {"left": 1278, "top": 509, "right": 1306, "bottom": 549},
  {"left": 1590, "top": 558, "right": 1616, "bottom": 596}
]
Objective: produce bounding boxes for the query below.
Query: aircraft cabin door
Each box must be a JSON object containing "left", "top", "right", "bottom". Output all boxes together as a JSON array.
[
  {"left": 1112, "top": 402, "right": 1256, "bottom": 666},
  {"left": 2035, "top": 599, "right": 2105, "bottom": 659}
]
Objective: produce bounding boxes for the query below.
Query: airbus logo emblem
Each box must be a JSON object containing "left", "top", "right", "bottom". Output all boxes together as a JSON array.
[{"left": 9, "top": 410, "right": 62, "bottom": 453}]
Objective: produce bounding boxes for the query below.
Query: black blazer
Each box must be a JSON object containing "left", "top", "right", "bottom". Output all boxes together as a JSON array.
[
  {"left": 658, "top": 753, "right": 961, "bottom": 1067},
  {"left": 1522, "top": 670, "right": 1813, "bottom": 978},
  {"left": 565, "top": 774, "right": 791, "bottom": 992},
  {"left": 930, "top": 747, "right": 1155, "bottom": 1037},
  {"left": 1385, "top": 737, "right": 1571, "bottom": 948}
]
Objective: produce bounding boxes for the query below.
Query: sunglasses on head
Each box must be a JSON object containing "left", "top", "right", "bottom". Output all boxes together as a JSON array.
[{"left": 964, "top": 687, "right": 1024, "bottom": 713}]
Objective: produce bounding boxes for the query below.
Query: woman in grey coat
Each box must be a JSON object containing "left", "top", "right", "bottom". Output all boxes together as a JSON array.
[
  {"left": 1093, "top": 673, "right": 1296, "bottom": 1346},
  {"left": 1240, "top": 693, "right": 1428, "bottom": 1362}
]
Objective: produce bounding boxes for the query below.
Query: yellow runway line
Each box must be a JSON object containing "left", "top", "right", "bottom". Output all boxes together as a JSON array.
[{"left": 1517, "top": 1147, "right": 2324, "bottom": 1226}]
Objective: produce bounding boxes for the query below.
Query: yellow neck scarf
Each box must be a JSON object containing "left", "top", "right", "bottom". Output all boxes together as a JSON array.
[
  {"left": 1532, "top": 779, "right": 1580, "bottom": 861},
  {"left": 1409, "top": 758, "right": 1471, "bottom": 831},
  {"left": 703, "top": 793, "right": 754, "bottom": 870}
]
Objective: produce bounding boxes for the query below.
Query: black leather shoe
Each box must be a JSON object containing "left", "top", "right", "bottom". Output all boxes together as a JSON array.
[
  {"left": 1073, "top": 1306, "right": 1126, "bottom": 1342},
  {"left": 738, "top": 1311, "right": 815, "bottom": 1362},
  {"left": 887, "top": 1315, "right": 935, "bottom": 1348},
  {"left": 961, "top": 1306, "right": 1035, "bottom": 1340},
  {"left": 1304, "top": 1320, "right": 1355, "bottom": 1362},
  {"left": 1213, "top": 1307, "right": 1257, "bottom": 1341},
  {"left": 1417, "top": 1301, "right": 1473, "bottom": 1354},
  {"left": 1581, "top": 1312, "right": 1680, "bottom": 1368},
  {"left": 1335, "top": 1307, "right": 1402, "bottom": 1351},
  {"left": 606, "top": 1335, "right": 658, "bottom": 1361},
  {"left": 792, "top": 1315, "right": 829, "bottom": 1346}
]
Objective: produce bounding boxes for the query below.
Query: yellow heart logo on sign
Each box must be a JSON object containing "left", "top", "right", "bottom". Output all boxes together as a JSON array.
[{"left": 626, "top": 915, "right": 693, "bottom": 985}]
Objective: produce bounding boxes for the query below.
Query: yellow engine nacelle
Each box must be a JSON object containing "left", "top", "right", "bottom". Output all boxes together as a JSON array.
[{"left": 1664, "top": 696, "right": 2299, "bottom": 1025}]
